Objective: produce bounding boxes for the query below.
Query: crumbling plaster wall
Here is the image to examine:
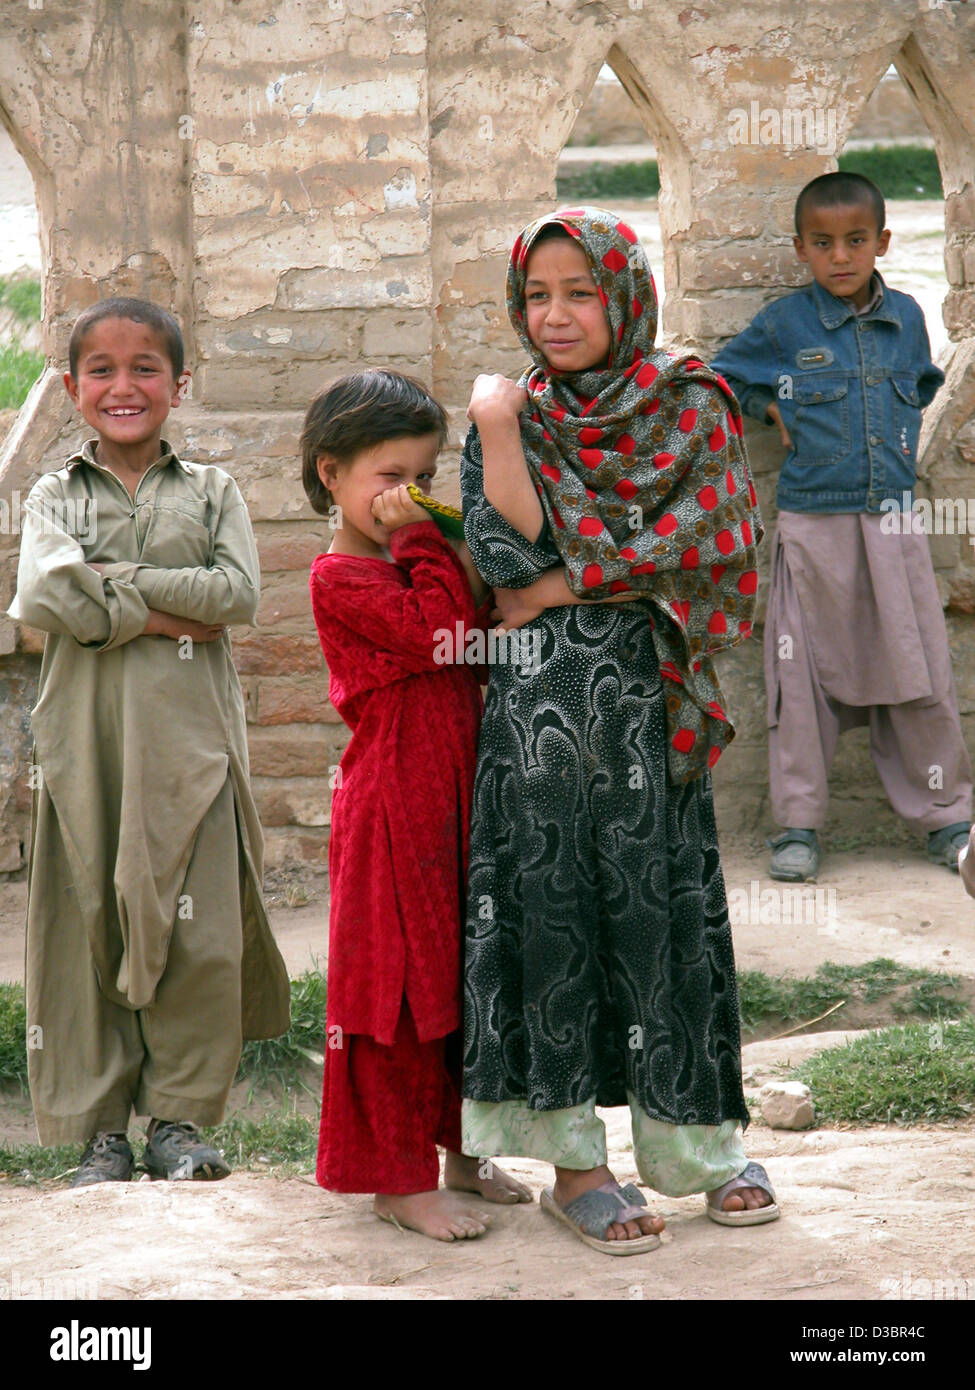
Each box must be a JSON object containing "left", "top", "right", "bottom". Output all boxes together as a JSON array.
[{"left": 1, "top": 0, "right": 974, "bottom": 872}]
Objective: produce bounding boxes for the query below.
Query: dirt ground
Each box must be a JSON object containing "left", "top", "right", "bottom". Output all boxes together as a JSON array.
[{"left": 2, "top": 838, "right": 974, "bottom": 1302}]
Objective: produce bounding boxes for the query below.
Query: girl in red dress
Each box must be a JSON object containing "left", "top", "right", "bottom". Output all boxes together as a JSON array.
[{"left": 302, "top": 370, "right": 531, "bottom": 1240}]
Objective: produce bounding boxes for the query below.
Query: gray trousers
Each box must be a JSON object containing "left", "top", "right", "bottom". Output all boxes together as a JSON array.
[{"left": 767, "top": 566, "right": 972, "bottom": 832}]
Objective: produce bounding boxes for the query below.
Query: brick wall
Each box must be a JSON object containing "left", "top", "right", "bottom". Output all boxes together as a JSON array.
[{"left": 2, "top": 0, "right": 975, "bottom": 871}]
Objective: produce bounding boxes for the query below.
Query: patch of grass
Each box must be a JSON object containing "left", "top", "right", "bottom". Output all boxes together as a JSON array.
[
  {"left": 557, "top": 158, "right": 660, "bottom": 202},
  {"left": 839, "top": 144, "right": 942, "bottom": 200},
  {"left": 0, "top": 983, "right": 29, "bottom": 1094},
  {"left": 0, "top": 276, "right": 42, "bottom": 324},
  {"left": 235, "top": 967, "right": 326, "bottom": 1091},
  {"left": 794, "top": 1016, "right": 975, "bottom": 1125},
  {"left": 0, "top": 341, "right": 44, "bottom": 410},
  {"left": 0, "top": 1142, "right": 81, "bottom": 1185},
  {"left": 556, "top": 145, "right": 941, "bottom": 206},
  {"left": 737, "top": 958, "right": 963, "bottom": 1033},
  {"left": 202, "top": 1109, "right": 317, "bottom": 1175}
]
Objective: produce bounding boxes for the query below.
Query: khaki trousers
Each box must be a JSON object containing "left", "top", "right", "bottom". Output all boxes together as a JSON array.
[{"left": 26, "top": 778, "right": 244, "bottom": 1144}]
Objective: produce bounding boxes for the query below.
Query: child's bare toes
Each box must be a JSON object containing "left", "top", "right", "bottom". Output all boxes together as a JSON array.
[
  {"left": 374, "top": 1190, "right": 491, "bottom": 1243},
  {"left": 444, "top": 1151, "right": 534, "bottom": 1204}
]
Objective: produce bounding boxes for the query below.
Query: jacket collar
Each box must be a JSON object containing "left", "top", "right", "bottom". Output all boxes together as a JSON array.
[
  {"left": 65, "top": 439, "right": 191, "bottom": 474},
  {"left": 811, "top": 272, "right": 902, "bottom": 331}
]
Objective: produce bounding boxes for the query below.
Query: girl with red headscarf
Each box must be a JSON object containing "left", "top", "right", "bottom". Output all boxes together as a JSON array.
[{"left": 460, "top": 206, "right": 779, "bottom": 1253}]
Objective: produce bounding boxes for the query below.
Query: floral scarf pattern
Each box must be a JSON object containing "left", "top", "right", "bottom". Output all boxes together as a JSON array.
[{"left": 506, "top": 205, "right": 763, "bottom": 783}]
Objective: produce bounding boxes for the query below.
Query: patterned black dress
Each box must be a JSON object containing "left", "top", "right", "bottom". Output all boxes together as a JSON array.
[{"left": 462, "top": 428, "right": 749, "bottom": 1128}]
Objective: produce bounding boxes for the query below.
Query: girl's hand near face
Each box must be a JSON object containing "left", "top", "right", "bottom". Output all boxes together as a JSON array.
[
  {"left": 468, "top": 375, "right": 529, "bottom": 429},
  {"left": 371, "top": 484, "right": 430, "bottom": 532}
]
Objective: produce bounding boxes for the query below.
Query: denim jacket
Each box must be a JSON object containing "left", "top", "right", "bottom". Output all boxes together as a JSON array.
[{"left": 711, "top": 274, "right": 944, "bottom": 513}]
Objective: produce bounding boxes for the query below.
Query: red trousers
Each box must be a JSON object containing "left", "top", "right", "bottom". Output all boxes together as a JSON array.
[{"left": 317, "top": 1001, "right": 463, "bottom": 1194}]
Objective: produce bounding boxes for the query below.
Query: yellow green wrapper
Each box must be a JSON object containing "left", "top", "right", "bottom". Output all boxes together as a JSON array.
[{"left": 407, "top": 484, "right": 466, "bottom": 540}]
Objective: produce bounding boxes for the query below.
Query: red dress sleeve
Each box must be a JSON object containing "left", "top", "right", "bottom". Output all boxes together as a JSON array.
[{"left": 311, "top": 521, "right": 477, "bottom": 678}]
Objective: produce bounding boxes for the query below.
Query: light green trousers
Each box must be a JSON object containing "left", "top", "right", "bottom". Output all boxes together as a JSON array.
[{"left": 462, "top": 1094, "right": 747, "bottom": 1197}]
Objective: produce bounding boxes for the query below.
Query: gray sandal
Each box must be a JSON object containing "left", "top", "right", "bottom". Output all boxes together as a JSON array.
[
  {"left": 768, "top": 828, "right": 819, "bottom": 882},
  {"left": 707, "top": 1160, "right": 779, "bottom": 1227},
  {"left": 540, "top": 1180, "right": 661, "bottom": 1255}
]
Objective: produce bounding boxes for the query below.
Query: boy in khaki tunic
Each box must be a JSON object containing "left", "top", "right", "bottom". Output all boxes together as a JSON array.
[{"left": 8, "top": 298, "right": 290, "bottom": 1185}]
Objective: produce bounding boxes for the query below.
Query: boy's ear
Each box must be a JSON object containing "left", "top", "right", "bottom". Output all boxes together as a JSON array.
[
  {"left": 63, "top": 371, "right": 80, "bottom": 406},
  {"left": 173, "top": 369, "right": 191, "bottom": 405},
  {"left": 792, "top": 234, "right": 809, "bottom": 263},
  {"left": 876, "top": 228, "right": 891, "bottom": 257}
]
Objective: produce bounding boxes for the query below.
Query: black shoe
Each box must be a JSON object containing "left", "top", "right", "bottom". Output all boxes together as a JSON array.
[
  {"left": 143, "top": 1121, "right": 231, "bottom": 1181},
  {"left": 70, "top": 1132, "right": 135, "bottom": 1188}
]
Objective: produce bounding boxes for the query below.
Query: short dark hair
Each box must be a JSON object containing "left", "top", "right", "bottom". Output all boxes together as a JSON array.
[
  {"left": 795, "top": 172, "right": 886, "bottom": 237},
  {"left": 68, "top": 297, "right": 184, "bottom": 379},
  {"left": 300, "top": 370, "right": 448, "bottom": 515}
]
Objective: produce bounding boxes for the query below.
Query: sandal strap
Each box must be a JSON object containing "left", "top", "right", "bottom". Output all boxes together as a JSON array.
[
  {"left": 560, "top": 1181, "right": 648, "bottom": 1240},
  {"left": 708, "top": 1160, "right": 776, "bottom": 1210}
]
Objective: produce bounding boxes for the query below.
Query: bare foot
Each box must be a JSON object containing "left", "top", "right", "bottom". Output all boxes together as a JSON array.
[
  {"left": 553, "top": 1164, "right": 665, "bottom": 1243},
  {"left": 373, "top": 1189, "right": 491, "bottom": 1242},
  {"left": 443, "top": 1151, "right": 533, "bottom": 1205},
  {"left": 713, "top": 1185, "right": 774, "bottom": 1213}
]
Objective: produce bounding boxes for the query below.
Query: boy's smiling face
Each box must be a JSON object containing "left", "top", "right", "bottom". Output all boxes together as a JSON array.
[
  {"left": 793, "top": 202, "right": 891, "bottom": 310},
  {"left": 64, "top": 317, "right": 183, "bottom": 464}
]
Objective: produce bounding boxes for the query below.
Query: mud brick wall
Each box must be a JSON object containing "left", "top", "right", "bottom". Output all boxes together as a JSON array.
[{"left": 2, "top": 0, "right": 975, "bottom": 871}]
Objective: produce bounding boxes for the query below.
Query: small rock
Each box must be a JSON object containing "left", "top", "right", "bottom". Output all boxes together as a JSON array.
[{"left": 759, "top": 1080, "right": 816, "bottom": 1130}]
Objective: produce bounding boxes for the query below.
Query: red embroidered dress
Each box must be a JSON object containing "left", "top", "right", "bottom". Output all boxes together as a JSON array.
[{"left": 310, "top": 521, "right": 488, "bottom": 1047}]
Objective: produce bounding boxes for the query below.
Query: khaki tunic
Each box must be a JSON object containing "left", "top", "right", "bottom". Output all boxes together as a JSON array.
[{"left": 8, "top": 441, "right": 290, "bottom": 1139}]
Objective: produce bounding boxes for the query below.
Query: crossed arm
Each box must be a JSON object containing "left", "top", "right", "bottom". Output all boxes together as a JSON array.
[
  {"left": 466, "top": 374, "right": 645, "bottom": 631},
  {"left": 11, "top": 483, "right": 257, "bottom": 650}
]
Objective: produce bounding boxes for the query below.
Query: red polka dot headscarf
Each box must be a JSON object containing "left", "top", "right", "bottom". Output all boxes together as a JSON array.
[{"left": 506, "top": 205, "right": 764, "bottom": 784}]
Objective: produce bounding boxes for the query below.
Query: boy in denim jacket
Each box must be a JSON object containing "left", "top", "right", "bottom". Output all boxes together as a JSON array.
[{"left": 713, "top": 172, "right": 971, "bottom": 880}]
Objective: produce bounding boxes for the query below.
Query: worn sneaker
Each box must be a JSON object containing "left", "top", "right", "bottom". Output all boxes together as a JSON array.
[
  {"left": 767, "top": 828, "right": 819, "bottom": 882},
  {"left": 143, "top": 1121, "right": 231, "bottom": 1181},
  {"left": 927, "top": 822, "right": 971, "bottom": 871},
  {"left": 71, "top": 1132, "right": 135, "bottom": 1188}
]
